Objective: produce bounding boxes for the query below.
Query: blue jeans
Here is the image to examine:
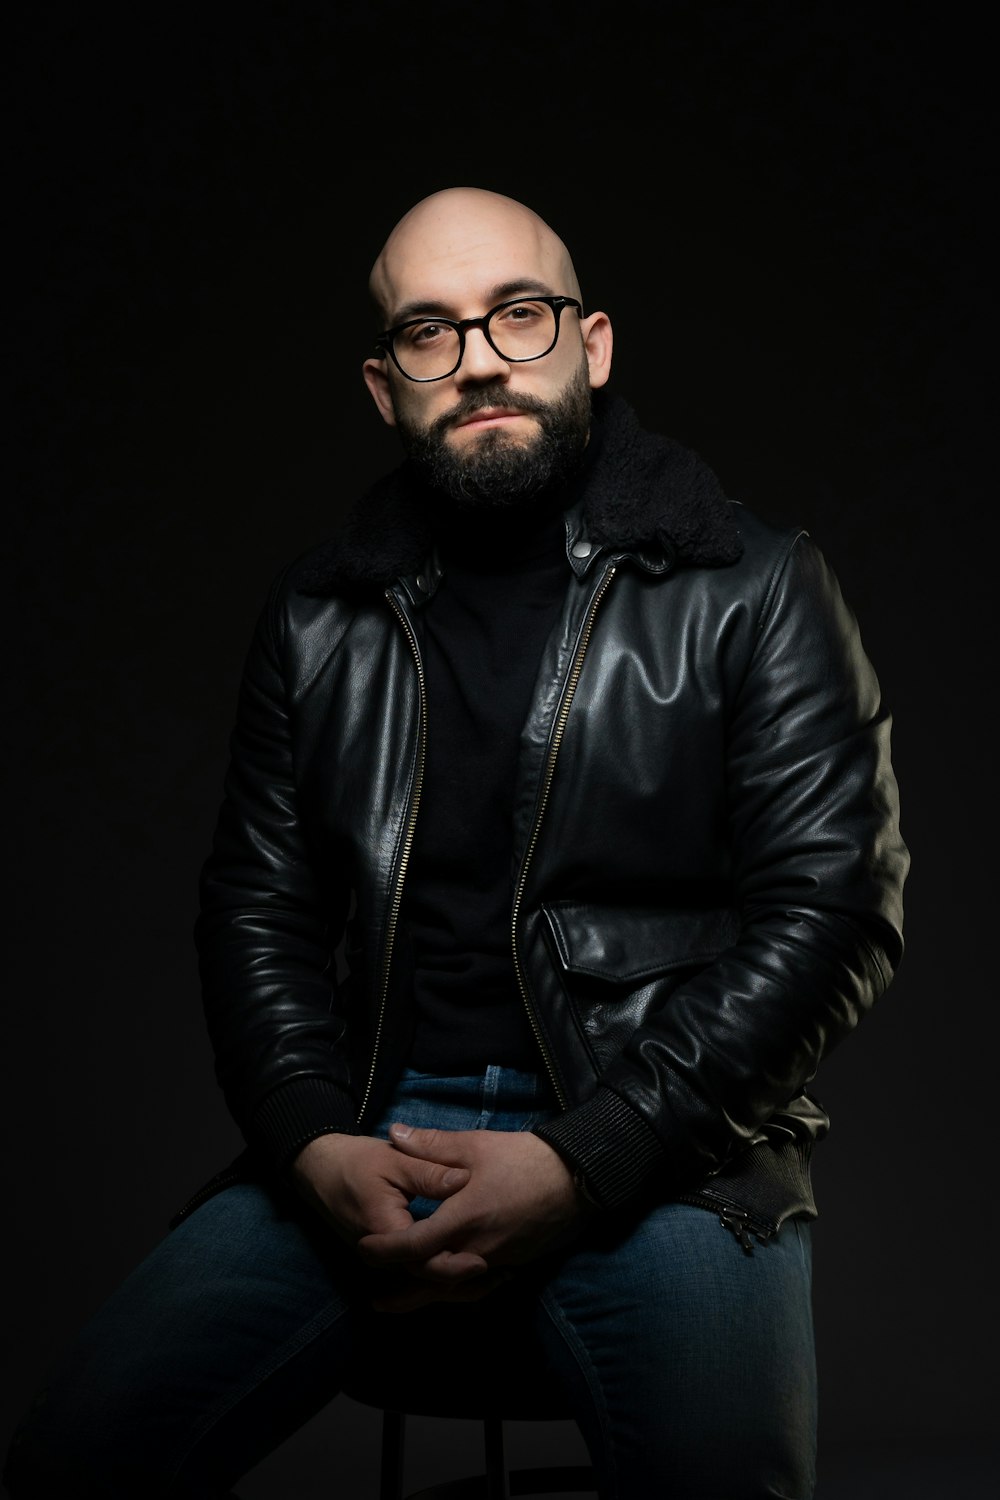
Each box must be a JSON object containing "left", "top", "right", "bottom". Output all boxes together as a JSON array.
[{"left": 4, "top": 1067, "right": 817, "bottom": 1498}]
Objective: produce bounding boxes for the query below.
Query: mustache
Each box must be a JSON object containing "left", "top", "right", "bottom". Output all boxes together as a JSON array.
[{"left": 430, "top": 387, "right": 550, "bottom": 437}]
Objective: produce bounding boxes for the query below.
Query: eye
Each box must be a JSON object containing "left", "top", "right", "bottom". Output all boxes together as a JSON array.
[
  {"left": 402, "top": 320, "right": 449, "bottom": 348},
  {"left": 496, "top": 300, "right": 545, "bottom": 326}
]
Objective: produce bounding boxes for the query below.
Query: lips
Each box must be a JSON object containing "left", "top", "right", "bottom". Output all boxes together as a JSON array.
[{"left": 454, "top": 407, "right": 527, "bottom": 429}]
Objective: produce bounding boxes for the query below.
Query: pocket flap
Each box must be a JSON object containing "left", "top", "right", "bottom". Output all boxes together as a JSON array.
[{"left": 542, "top": 902, "right": 740, "bottom": 982}]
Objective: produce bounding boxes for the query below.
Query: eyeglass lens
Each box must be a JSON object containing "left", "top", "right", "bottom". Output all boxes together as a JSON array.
[{"left": 392, "top": 300, "right": 559, "bottom": 379}]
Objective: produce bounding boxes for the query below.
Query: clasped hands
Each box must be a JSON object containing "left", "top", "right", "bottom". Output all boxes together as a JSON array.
[{"left": 291, "top": 1125, "right": 592, "bottom": 1313}]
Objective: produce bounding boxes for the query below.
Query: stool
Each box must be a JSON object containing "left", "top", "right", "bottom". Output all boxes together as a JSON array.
[{"left": 340, "top": 1368, "right": 598, "bottom": 1499}]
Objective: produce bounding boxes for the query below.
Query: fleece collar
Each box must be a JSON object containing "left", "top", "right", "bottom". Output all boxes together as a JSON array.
[{"left": 297, "top": 392, "right": 743, "bottom": 596}]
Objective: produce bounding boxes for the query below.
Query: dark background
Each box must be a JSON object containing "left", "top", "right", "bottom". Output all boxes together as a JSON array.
[{"left": 4, "top": 2, "right": 996, "bottom": 1495}]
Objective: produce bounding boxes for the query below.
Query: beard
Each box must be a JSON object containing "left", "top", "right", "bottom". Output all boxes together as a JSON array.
[{"left": 392, "top": 354, "right": 593, "bottom": 510}]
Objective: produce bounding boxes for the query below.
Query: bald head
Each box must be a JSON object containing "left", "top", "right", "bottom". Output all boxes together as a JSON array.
[
  {"left": 361, "top": 186, "right": 613, "bottom": 444},
  {"left": 368, "top": 187, "right": 582, "bottom": 327}
]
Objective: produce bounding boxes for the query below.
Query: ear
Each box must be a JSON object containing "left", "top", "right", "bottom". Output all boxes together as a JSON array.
[
  {"left": 581, "top": 311, "right": 613, "bottom": 390},
  {"left": 362, "top": 356, "right": 398, "bottom": 428}
]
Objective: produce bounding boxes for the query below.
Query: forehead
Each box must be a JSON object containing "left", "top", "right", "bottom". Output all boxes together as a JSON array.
[{"left": 375, "top": 198, "right": 575, "bottom": 321}]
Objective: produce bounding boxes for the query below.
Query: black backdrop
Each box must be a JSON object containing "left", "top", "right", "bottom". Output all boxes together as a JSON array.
[{"left": 5, "top": 3, "right": 996, "bottom": 1495}]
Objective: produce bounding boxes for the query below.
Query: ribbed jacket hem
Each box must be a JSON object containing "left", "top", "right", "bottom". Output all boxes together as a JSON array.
[
  {"left": 534, "top": 1085, "right": 667, "bottom": 1210},
  {"left": 683, "top": 1137, "right": 817, "bottom": 1229},
  {"left": 250, "top": 1077, "right": 360, "bottom": 1170}
]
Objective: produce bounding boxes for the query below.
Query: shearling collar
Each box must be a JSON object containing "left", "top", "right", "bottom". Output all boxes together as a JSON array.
[{"left": 297, "top": 392, "right": 742, "bottom": 596}]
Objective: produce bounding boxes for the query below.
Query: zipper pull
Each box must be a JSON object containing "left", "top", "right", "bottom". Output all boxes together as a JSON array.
[{"left": 719, "top": 1208, "right": 757, "bottom": 1255}]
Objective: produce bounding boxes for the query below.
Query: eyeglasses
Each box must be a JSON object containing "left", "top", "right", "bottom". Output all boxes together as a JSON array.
[{"left": 374, "top": 295, "right": 583, "bottom": 382}]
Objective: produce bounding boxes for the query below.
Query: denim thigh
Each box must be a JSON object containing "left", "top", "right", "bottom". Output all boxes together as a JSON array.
[
  {"left": 3, "top": 1180, "right": 368, "bottom": 1498},
  {"left": 532, "top": 1202, "right": 817, "bottom": 1499}
]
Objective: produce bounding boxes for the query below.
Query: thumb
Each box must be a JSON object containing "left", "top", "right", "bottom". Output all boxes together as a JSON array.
[
  {"left": 399, "top": 1155, "right": 470, "bottom": 1201},
  {"left": 388, "top": 1122, "right": 468, "bottom": 1167}
]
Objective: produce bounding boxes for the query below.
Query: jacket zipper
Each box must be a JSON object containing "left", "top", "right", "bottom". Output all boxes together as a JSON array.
[
  {"left": 356, "top": 590, "right": 429, "bottom": 1123},
  {"left": 510, "top": 562, "right": 618, "bottom": 1109},
  {"left": 677, "top": 1189, "right": 778, "bottom": 1254}
]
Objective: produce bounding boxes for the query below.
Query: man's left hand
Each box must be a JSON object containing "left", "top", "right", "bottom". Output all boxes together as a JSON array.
[{"left": 356, "top": 1125, "right": 592, "bottom": 1311}]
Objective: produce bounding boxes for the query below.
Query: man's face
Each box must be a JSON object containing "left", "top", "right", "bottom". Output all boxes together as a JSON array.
[
  {"left": 362, "top": 192, "right": 613, "bottom": 509},
  {"left": 391, "top": 345, "right": 594, "bottom": 509}
]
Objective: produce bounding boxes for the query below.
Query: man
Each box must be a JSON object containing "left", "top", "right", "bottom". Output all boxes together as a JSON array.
[{"left": 5, "top": 187, "right": 908, "bottom": 1498}]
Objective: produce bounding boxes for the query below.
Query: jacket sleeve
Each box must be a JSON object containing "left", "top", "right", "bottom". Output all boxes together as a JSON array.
[
  {"left": 195, "top": 571, "right": 359, "bottom": 1170},
  {"left": 536, "top": 533, "right": 909, "bottom": 1208}
]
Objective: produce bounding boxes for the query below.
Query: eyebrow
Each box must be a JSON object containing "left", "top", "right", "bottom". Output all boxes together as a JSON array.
[{"left": 387, "top": 279, "right": 558, "bottom": 327}]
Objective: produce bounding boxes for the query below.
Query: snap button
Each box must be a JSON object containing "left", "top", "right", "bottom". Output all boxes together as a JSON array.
[
  {"left": 415, "top": 574, "right": 428, "bottom": 592},
  {"left": 571, "top": 539, "right": 592, "bottom": 559}
]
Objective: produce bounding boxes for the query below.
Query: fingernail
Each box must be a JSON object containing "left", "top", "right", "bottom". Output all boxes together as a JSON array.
[
  {"left": 442, "top": 1168, "right": 465, "bottom": 1188},
  {"left": 390, "top": 1122, "right": 412, "bottom": 1140}
]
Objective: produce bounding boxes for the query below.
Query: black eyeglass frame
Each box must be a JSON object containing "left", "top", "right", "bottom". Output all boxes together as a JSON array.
[{"left": 374, "top": 295, "right": 583, "bottom": 382}]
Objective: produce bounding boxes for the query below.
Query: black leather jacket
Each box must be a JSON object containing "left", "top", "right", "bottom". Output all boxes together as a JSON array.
[{"left": 189, "top": 397, "right": 908, "bottom": 1240}]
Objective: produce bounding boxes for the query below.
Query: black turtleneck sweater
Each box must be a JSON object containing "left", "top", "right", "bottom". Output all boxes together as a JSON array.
[{"left": 401, "top": 488, "right": 578, "bottom": 1074}]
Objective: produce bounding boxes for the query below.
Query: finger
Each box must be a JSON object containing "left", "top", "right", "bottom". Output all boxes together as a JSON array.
[
  {"left": 407, "top": 1249, "right": 490, "bottom": 1283},
  {"left": 357, "top": 1205, "right": 469, "bottom": 1266},
  {"left": 361, "top": 1201, "right": 416, "bottom": 1236},
  {"left": 395, "top": 1158, "right": 469, "bottom": 1202},
  {"left": 388, "top": 1123, "right": 471, "bottom": 1167}
]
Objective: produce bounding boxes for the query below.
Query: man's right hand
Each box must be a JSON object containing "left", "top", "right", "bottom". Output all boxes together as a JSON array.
[{"left": 289, "top": 1132, "right": 474, "bottom": 1251}]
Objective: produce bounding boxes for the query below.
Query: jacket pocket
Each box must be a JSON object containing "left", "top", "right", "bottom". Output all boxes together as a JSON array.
[{"left": 541, "top": 902, "right": 740, "bottom": 1071}]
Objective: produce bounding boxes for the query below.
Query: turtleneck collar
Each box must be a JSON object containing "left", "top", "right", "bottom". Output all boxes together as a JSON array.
[{"left": 421, "top": 410, "right": 606, "bottom": 576}]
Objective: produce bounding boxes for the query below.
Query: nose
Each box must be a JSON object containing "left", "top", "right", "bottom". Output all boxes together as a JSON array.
[{"left": 454, "top": 325, "right": 511, "bottom": 387}]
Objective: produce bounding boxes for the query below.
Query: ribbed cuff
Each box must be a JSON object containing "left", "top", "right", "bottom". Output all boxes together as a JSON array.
[
  {"left": 534, "top": 1086, "right": 667, "bottom": 1211},
  {"left": 250, "top": 1077, "right": 360, "bottom": 1171}
]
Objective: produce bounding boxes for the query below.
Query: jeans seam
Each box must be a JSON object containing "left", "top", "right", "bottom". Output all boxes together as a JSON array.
[
  {"left": 473, "top": 1063, "right": 497, "bottom": 1128},
  {"left": 163, "top": 1296, "right": 352, "bottom": 1486},
  {"left": 539, "top": 1285, "right": 617, "bottom": 1500}
]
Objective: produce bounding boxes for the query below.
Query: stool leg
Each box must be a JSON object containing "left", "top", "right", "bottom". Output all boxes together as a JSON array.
[
  {"left": 380, "top": 1409, "right": 405, "bottom": 1500},
  {"left": 483, "top": 1417, "right": 509, "bottom": 1500}
]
